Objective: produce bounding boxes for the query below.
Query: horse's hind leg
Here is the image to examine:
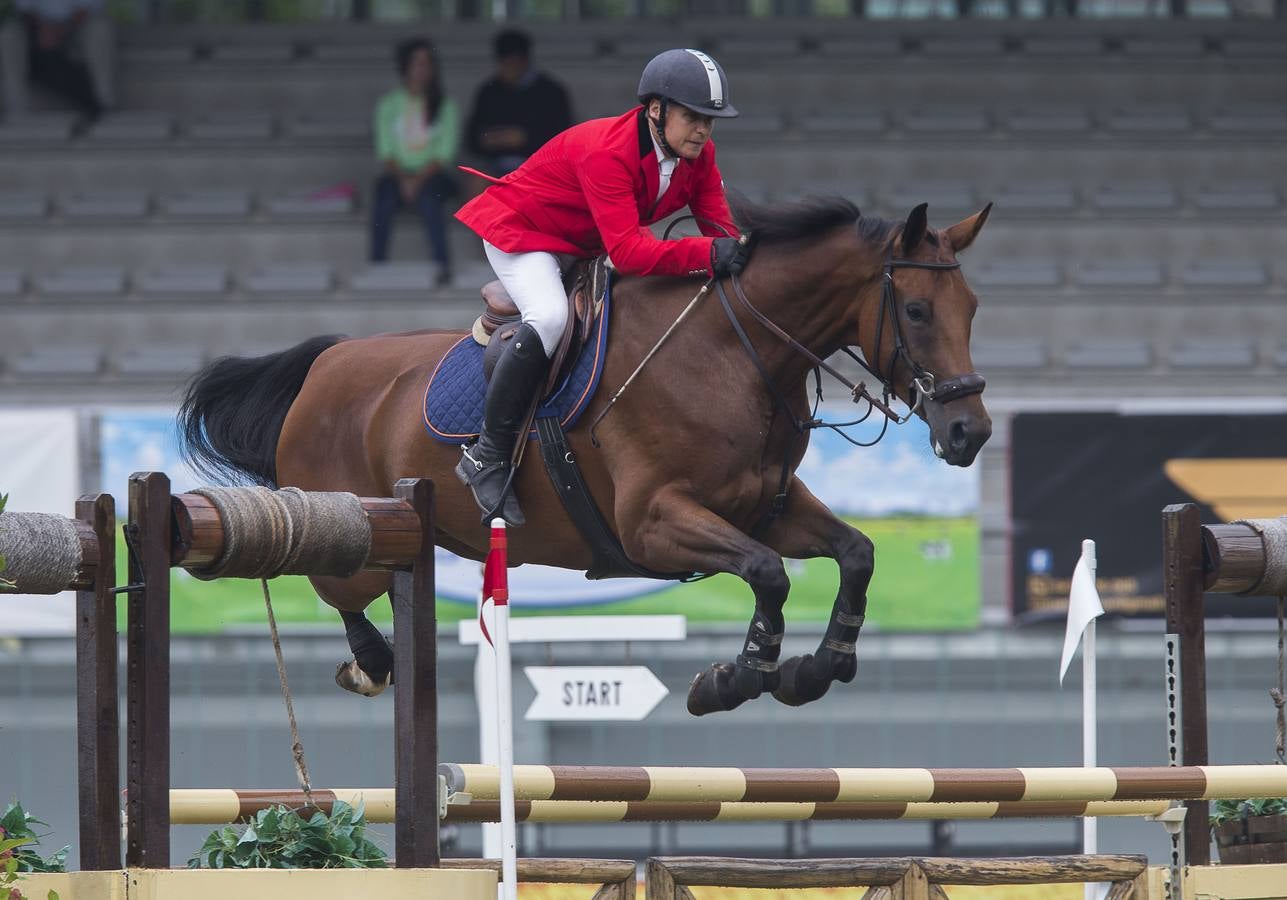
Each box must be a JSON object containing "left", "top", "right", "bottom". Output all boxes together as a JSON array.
[
  {"left": 621, "top": 491, "right": 789, "bottom": 717},
  {"left": 311, "top": 572, "right": 395, "bottom": 697},
  {"left": 757, "top": 479, "right": 873, "bottom": 707}
]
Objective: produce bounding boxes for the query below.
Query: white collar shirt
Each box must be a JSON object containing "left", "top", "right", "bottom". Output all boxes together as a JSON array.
[{"left": 651, "top": 133, "right": 678, "bottom": 205}]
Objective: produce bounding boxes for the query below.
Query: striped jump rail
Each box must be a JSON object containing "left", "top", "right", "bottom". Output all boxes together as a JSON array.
[
  {"left": 440, "top": 763, "right": 1287, "bottom": 804},
  {"left": 168, "top": 789, "right": 1171, "bottom": 824}
]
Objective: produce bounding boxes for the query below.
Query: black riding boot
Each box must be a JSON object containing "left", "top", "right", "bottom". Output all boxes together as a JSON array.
[{"left": 455, "top": 323, "right": 549, "bottom": 526}]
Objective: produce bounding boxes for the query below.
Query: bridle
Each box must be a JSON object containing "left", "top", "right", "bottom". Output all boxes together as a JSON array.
[
  {"left": 715, "top": 243, "right": 986, "bottom": 435},
  {"left": 861, "top": 249, "right": 988, "bottom": 418},
  {"left": 712, "top": 233, "right": 987, "bottom": 529}
]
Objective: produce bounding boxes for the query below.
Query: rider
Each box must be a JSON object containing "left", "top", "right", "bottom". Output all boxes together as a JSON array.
[{"left": 454, "top": 48, "right": 751, "bottom": 526}]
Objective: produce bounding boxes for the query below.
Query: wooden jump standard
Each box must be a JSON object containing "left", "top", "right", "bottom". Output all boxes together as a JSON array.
[
  {"left": 0, "top": 494, "right": 119, "bottom": 871},
  {"left": 167, "top": 788, "right": 1172, "bottom": 824},
  {"left": 1163, "top": 503, "right": 1287, "bottom": 865},
  {"left": 122, "top": 472, "right": 439, "bottom": 869}
]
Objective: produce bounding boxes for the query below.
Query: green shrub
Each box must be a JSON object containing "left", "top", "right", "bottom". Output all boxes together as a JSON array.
[
  {"left": 1, "top": 802, "right": 67, "bottom": 900},
  {"left": 1211, "top": 797, "right": 1287, "bottom": 827},
  {"left": 187, "top": 801, "right": 387, "bottom": 870}
]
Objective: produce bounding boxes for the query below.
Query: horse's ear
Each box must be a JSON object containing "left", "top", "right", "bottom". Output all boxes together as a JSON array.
[
  {"left": 945, "top": 203, "right": 993, "bottom": 254},
  {"left": 897, "top": 203, "right": 929, "bottom": 256}
]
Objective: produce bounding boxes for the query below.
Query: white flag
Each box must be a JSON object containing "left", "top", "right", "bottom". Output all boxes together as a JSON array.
[{"left": 1059, "top": 539, "right": 1104, "bottom": 685}]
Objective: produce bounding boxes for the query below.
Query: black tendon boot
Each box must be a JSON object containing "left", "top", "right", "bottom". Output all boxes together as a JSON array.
[{"left": 455, "top": 323, "right": 550, "bottom": 525}]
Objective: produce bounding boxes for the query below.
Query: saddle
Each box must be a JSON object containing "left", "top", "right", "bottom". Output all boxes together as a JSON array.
[{"left": 472, "top": 257, "right": 610, "bottom": 394}]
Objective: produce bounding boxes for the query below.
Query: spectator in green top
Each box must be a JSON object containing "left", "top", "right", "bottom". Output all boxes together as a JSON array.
[{"left": 371, "top": 37, "right": 460, "bottom": 287}]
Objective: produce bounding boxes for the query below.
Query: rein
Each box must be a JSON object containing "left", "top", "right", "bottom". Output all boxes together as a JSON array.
[{"left": 715, "top": 241, "right": 987, "bottom": 530}]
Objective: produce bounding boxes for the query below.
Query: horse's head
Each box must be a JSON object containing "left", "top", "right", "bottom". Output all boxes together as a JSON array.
[{"left": 854, "top": 202, "right": 993, "bottom": 467}]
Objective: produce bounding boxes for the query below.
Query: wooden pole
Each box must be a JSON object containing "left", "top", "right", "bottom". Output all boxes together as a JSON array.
[
  {"left": 127, "top": 472, "right": 172, "bottom": 868},
  {"left": 169, "top": 494, "right": 422, "bottom": 571},
  {"left": 75, "top": 494, "right": 120, "bottom": 870},
  {"left": 393, "top": 478, "right": 439, "bottom": 867},
  {"left": 1163, "top": 502, "right": 1209, "bottom": 866}
]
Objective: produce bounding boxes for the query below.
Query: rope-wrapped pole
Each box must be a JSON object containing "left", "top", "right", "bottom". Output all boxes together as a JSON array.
[
  {"left": 172, "top": 492, "right": 421, "bottom": 572},
  {"left": 0, "top": 511, "right": 100, "bottom": 593},
  {"left": 185, "top": 487, "right": 371, "bottom": 579}
]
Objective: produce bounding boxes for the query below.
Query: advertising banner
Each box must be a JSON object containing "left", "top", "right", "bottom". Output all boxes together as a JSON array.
[
  {"left": 99, "top": 405, "right": 980, "bottom": 633},
  {"left": 1011, "top": 412, "right": 1287, "bottom": 620}
]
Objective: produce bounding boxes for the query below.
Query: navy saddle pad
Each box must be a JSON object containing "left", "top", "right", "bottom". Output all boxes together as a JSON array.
[{"left": 422, "top": 280, "right": 613, "bottom": 444}]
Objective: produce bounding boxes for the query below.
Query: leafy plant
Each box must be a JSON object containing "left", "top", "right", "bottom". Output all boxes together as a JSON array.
[
  {"left": 0, "top": 494, "right": 13, "bottom": 592},
  {"left": 1211, "top": 797, "right": 1287, "bottom": 827},
  {"left": 0, "top": 802, "right": 67, "bottom": 900},
  {"left": 187, "top": 801, "right": 387, "bottom": 870}
]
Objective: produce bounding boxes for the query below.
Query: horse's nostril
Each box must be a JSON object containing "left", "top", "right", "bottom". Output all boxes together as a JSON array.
[{"left": 949, "top": 420, "right": 969, "bottom": 452}]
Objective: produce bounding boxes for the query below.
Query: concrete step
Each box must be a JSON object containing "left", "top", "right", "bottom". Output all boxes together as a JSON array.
[
  {"left": 2, "top": 217, "right": 1285, "bottom": 273},
  {"left": 5, "top": 140, "right": 1282, "bottom": 192}
]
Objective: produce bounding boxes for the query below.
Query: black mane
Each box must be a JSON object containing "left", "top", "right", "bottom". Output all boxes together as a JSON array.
[{"left": 730, "top": 194, "right": 895, "bottom": 246}]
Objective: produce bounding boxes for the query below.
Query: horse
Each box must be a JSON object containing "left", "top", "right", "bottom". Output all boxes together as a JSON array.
[{"left": 178, "top": 197, "right": 993, "bottom": 716}]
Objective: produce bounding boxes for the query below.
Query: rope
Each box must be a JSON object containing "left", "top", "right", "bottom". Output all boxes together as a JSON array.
[
  {"left": 1234, "top": 516, "right": 1287, "bottom": 596},
  {"left": 187, "top": 487, "right": 371, "bottom": 580},
  {"left": 0, "top": 512, "right": 83, "bottom": 594},
  {"left": 262, "top": 578, "right": 314, "bottom": 808},
  {"left": 1275, "top": 596, "right": 1286, "bottom": 765}
]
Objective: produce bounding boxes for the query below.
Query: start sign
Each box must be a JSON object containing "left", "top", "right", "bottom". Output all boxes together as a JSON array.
[{"left": 522, "top": 666, "right": 669, "bottom": 721}]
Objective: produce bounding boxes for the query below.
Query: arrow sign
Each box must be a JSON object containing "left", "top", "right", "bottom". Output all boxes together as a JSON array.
[{"left": 523, "top": 666, "right": 669, "bottom": 721}]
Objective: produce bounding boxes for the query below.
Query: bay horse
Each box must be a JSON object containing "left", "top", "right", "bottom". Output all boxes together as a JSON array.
[{"left": 179, "top": 197, "right": 993, "bottom": 716}]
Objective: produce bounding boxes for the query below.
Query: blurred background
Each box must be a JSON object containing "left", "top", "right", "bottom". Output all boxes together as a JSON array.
[{"left": 1, "top": 0, "right": 1285, "bottom": 874}]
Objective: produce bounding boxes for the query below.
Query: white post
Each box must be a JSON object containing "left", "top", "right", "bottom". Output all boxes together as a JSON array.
[
  {"left": 1082, "top": 539, "right": 1102, "bottom": 900},
  {"left": 490, "top": 520, "right": 518, "bottom": 900},
  {"left": 474, "top": 579, "right": 501, "bottom": 859}
]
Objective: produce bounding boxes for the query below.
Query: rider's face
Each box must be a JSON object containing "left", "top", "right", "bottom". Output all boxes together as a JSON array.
[{"left": 650, "top": 100, "right": 714, "bottom": 160}]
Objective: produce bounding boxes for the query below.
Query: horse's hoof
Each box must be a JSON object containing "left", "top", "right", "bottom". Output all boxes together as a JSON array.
[
  {"left": 771, "top": 654, "right": 832, "bottom": 707},
  {"left": 686, "top": 662, "right": 747, "bottom": 716},
  {"left": 334, "top": 659, "right": 391, "bottom": 698}
]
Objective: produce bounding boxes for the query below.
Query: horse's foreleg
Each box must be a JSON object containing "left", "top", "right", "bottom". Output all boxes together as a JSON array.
[
  {"left": 622, "top": 491, "right": 789, "bottom": 717},
  {"left": 757, "top": 479, "right": 873, "bottom": 707}
]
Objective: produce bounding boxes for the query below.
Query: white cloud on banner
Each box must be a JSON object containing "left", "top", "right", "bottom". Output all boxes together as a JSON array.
[
  {"left": 794, "top": 406, "right": 979, "bottom": 518},
  {"left": 0, "top": 409, "right": 79, "bottom": 635}
]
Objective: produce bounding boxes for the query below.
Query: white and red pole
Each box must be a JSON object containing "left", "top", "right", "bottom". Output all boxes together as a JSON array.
[{"left": 481, "top": 519, "right": 517, "bottom": 900}]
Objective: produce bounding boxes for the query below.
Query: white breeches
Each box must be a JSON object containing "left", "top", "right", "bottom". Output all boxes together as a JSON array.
[{"left": 483, "top": 241, "right": 570, "bottom": 358}]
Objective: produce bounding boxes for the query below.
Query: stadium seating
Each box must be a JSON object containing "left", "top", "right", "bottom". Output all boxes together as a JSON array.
[{"left": 1, "top": 15, "right": 1283, "bottom": 398}]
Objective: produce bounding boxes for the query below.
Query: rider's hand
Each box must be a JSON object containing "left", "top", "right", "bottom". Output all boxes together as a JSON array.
[{"left": 710, "top": 237, "right": 750, "bottom": 278}]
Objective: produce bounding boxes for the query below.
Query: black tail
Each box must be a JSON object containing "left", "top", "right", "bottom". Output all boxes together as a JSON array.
[{"left": 178, "top": 335, "right": 345, "bottom": 488}]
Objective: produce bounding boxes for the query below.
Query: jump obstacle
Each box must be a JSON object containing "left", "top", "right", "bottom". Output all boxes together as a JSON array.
[
  {"left": 167, "top": 787, "right": 1173, "bottom": 824},
  {"left": 4, "top": 479, "right": 1287, "bottom": 898}
]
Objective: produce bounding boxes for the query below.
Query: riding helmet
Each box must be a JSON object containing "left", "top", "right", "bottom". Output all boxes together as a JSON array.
[{"left": 637, "top": 49, "right": 739, "bottom": 118}]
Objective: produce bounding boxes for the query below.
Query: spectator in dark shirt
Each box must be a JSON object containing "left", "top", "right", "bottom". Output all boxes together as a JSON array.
[{"left": 463, "top": 29, "right": 573, "bottom": 195}]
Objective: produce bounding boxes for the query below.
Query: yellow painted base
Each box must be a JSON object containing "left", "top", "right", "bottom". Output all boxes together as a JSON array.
[
  {"left": 11, "top": 871, "right": 128, "bottom": 899},
  {"left": 1186, "top": 863, "right": 1287, "bottom": 900},
  {"left": 126, "top": 867, "right": 497, "bottom": 900}
]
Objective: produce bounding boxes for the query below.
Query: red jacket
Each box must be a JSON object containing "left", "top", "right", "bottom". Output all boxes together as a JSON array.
[{"left": 455, "top": 107, "right": 738, "bottom": 277}]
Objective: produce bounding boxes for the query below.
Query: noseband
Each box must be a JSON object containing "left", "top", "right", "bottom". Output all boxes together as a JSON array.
[{"left": 862, "top": 251, "right": 987, "bottom": 418}]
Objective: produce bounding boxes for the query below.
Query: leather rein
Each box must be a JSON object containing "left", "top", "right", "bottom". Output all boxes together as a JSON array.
[{"left": 713, "top": 238, "right": 987, "bottom": 529}]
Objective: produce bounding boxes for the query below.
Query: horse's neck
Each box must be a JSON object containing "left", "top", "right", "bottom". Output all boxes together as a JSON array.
[{"left": 733, "top": 235, "right": 882, "bottom": 386}]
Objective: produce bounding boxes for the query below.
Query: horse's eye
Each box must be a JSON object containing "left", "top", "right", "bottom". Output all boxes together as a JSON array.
[{"left": 906, "top": 303, "right": 929, "bottom": 324}]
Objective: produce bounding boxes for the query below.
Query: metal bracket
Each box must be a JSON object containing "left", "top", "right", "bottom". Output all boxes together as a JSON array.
[
  {"left": 111, "top": 523, "right": 147, "bottom": 595},
  {"left": 440, "top": 774, "right": 474, "bottom": 820},
  {"left": 1152, "top": 804, "right": 1187, "bottom": 900}
]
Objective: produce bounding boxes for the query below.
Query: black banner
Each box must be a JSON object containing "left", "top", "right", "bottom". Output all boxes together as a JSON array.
[{"left": 1010, "top": 412, "right": 1287, "bottom": 620}]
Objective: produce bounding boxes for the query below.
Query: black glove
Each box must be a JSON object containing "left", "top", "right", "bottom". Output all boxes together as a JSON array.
[{"left": 710, "top": 237, "right": 750, "bottom": 278}]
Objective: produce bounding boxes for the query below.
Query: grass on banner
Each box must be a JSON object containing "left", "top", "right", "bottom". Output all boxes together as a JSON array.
[{"left": 121, "top": 516, "right": 977, "bottom": 634}]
